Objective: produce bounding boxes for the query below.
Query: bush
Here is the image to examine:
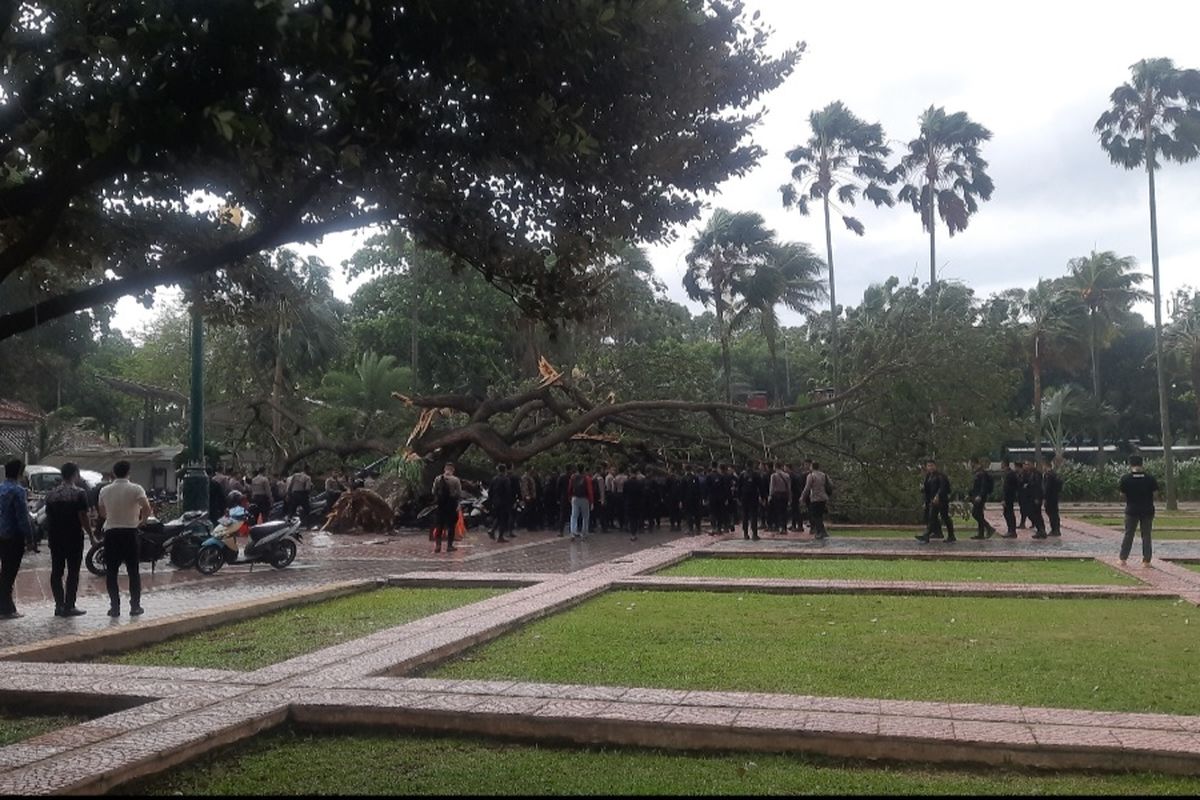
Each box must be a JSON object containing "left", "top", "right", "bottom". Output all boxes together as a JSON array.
[{"left": 1058, "top": 458, "right": 1200, "bottom": 502}]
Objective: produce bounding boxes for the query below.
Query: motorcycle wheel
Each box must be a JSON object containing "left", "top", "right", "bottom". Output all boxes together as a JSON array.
[
  {"left": 169, "top": 541, "right": 199, "bottom": 569},
  {"left": 195, "top": 545, "right": 225, "bottom": 575},
  {"left": 85, "top": 543, "right": 106, "bottom": 576},
  {"left": 269, "top": 539, "right": 297, "bottom": 569}
]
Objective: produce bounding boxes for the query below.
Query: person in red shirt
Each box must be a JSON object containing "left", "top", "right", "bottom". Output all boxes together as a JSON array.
[{"left": 565, "top": 464, "right": 594, "bottom": 541}]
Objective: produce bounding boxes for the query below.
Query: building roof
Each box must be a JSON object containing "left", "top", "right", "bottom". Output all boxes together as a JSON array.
[
  {"left": 97, "top": 376, "right": 187, "bottom": 404},
  {"left": 0, "top": 399, "right": 42, "bottom": 424},
  {"left": 42, "top": 446, "right": 184, "bottom": 467}
]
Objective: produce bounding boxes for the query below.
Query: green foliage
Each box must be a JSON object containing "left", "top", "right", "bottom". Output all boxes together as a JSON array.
[
  {"left": 1056, "top": 459, "right": 1200, "bottom": 501},
  {"left": 0, "top": 708, "right": 87, "bottom": 747},
  {"left": 429, "top": 590, "right": 1200, "bottom": 715},
  {"left": 97, "top": 587, "right": 504, "bottom": 672}
]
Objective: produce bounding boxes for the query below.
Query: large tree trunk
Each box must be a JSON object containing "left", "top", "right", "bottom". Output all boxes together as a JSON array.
[
  {"left": 823, "top": 192, "right": 839, "bottom": 443},
  {"left": 1192, "top": 347, "right": 1200, "bottom": 434},
  {"left": 1090, "top": 310, "right": 1105, "bottom": 466},
  {"left": 1033, "top": 338, "right": 1043, "bottom": 467},
  {"left": 716, "top": 292, "right": 732, "bottom": 404},
  {"left": 1147, "top": 158, "right": 1176, "bottom": 509}
]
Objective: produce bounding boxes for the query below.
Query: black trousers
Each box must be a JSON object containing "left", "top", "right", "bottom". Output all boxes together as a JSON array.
[
  {"left": 1002, "top": 498, "right": 1017, "bottom": 533},
  {"left": 971, "top": 500, "right": 995, "bottom": 536},
  {"left": 809, "top": 501, "right": 829, "bottom": 538},
  {"left": 495, "top": 506, "right": 513, "bottom": 539},
  {"left": 287, "top": 490, "right": 311, "bottom": 525},
  {"left": 0, "top": 536, "right": 25, "bottom": 614},
  {"left": 740, "top": 499, "right": 759, "bottom": 537},
  {"left": 790, "top": 496, "right": 802, "bottom": 529},
  {"left": 1120, "top": 513, "right": 1153, "bottom": 561},
  {"left": 669, "top": 502, "right": 682, "bottom": 530},
  {"left": 1045, "top": 497, "right": 1061, "bottom": 534},
  {"left": 685, "top": 501, "right": 701, "bottom": 533},
  {"left": 768, "top": 495, "right": 788, "bottom": 531},
  {"left": 435, "top": 505, "right": 457, "bottom": 547},
  {"left": 49, "top": 532, "right": 84, "bottom": 610},
  {"left": 252, "top": 495, "right": 272, "bottom": 523},
  {"left": 1020, "top": 500, "right": 1046, "bottom": 535},
  {"left": 104, "top": 529, "right": 141, "bottom": 610},
  {"left": 924, "top": 501, "right": 955, "bottom": 537}
]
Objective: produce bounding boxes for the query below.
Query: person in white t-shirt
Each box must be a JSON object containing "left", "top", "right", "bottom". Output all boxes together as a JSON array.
[{"left": 97, "top": 460, "right": 151, "bottom": 617}]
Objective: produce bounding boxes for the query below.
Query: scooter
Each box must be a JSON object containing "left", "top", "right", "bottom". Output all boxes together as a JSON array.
[
  {"left": 85, "top": 511, "right": 213, "bottom": 576},
  {"left": 266, "top": 490, "right": 328, "bottom": 523},
  {"left": 194, "top": 507, "right": 302, "bottom": 575}
]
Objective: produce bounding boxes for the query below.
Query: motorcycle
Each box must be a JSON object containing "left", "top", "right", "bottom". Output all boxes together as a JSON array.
[
  {"left": 194, "top": 507, "right": 303, "bottom": 575},
  {"left": 415, "top": 488, "right": 493, "bottom": 531},
  {"left": 85, "top": 511, "right": 214, "bottom": 576},
  {"left": 266, "top": 490, "right": 328, "bottom": 524}
]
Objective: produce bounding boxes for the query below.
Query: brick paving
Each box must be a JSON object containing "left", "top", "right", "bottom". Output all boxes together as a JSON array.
[{"left": 1, "top": 515, "right": 1200, "bottom": 792}]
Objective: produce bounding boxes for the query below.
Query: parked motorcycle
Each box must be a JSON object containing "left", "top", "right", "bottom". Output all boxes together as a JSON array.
[
  {"left": 415, "top": 489, "right": 494, "bottom": 531},
  {"left": 266, "top": 490, "right": 328, "bottom": 524},
  {"left": 85, "top": 511, "right": 213, "bottom": 576},
  {"left": 194, "top": 508, "right": 302, "bottom": 575}
]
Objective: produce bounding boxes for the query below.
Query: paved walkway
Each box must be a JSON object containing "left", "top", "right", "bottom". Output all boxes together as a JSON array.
[{"left": 1, "top": 514, "right": 1199, "bottom": 792}]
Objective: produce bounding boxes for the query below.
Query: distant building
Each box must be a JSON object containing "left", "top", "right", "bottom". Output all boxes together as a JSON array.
[
  {"left": 0, "top": 399, "right": 42, "bottom": 459},
  {"left": 42, "top": 446, "right": 184, "bottom": 493}
]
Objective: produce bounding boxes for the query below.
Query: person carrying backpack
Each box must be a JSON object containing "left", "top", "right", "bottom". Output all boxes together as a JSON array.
[
  {"left": 565, "top": 464, "right": 594, "bottom": 541},
  {"left": 431, "top": 463, "right": 463, "bottom": 553}
]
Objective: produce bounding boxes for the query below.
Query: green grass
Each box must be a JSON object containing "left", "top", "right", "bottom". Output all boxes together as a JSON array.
[
  {"left": 96, "top": 587, "right": 505, "bottom": 671},
  {"left": 0, "top": 707, "right": 85, "bottom": 746},
  {"left": 824, "top": 527, "right": 925, "bottom": 539},
  {"left": 427, "top": 590, "right": 1200, "bottom": 715},
  {"left": 658, "top": 556, "right": 1137, "bottom": 585},
  {"left": 129, "top": 728, "right": 1200, "bottom": 795},
  {"left": 1077, "top": 513, "right": 1200, "bottom": 529},
  {"left": 1185, "top": 563, "right": 1200, "bottom": 574}
]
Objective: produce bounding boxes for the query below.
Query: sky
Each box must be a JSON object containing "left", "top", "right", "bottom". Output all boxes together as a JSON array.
[{"left": 111, "top": 0, "right": 1200, "bottom": 337}]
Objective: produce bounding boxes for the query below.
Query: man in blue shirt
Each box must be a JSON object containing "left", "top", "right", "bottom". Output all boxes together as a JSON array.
[{"left": 0, "top": 459, "right": 36, "bottom": 619}]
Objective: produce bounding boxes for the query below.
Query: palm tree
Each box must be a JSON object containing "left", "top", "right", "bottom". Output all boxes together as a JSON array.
[
  {"left": 731, "top": 241, "right": 827, "bottom": 404},
  {"left": 1096, "top": 57, "right": 1200, "bottom": 509},
  {"left": 319, "top": 350, "right": 412, "bottom": 439},
  {"left": 780, "top": 102, "right": 897, "bottom": 410},
  {"left": 1065, "top": 251, "right": 1150, "bottom": 464},
  {"left": 684, "top": 209, "right": 775, "bottom": 402},
  {"left": 897, "top": 106, "right": 994, "bottom": 287},
  {"left": 1010, "top": 280, "right": 1083, "bottom": 465}
]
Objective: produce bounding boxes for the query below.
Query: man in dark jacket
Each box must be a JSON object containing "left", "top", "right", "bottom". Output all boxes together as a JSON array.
[
  {"left": 666, "top": 468, "right": 683, "bottom": 531},
  {"left": 624, "top": 468, "right": 645, "bottom": 541},
  {"left": 737, "top": 462, "right": 762, "bottom": 541},
  {"left": 1042, "top": 459, "right": 1063, "bottom": 537},
  {"left": 542, "top": 471, "right": 559, "bottom": 531},
  {"left": 488, "top": 464, "right": 517, "bottom": 543},
  {"left": 916, "top": 459, "right": 955, "bottom": 543},
  {"left": 788, "top": 463, "right": 805, "bottom": 532},
  {"left": 969, "top": 459, "right": 997, "bottom": 540},
  {"left": 682, "top": 465, "right": 702, "bottom": 534},
  {"left": 999, "top": 460, "right": 1020, "bottom": 538},
  {"left": 1019, "top": 461, "right": 1048, "bottom": 539},
  {"left": 44, "top": 462, "right": 92, "bottom": 617}
]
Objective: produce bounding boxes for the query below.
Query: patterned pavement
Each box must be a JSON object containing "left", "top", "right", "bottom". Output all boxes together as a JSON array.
[{"left": 1, "top": 513, "right": 1199, "bottom": 792}]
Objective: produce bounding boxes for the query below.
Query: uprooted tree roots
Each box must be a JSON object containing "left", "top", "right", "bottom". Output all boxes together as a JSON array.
[{"left": 322, "top": 489, "right": 395, "bottom": 533}]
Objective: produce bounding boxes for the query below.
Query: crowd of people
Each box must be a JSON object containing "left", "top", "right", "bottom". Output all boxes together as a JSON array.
[
  {"left": 917, "top": 457, "right": 1066, "bottom": 543},
  {"left": 202, "top": 463, "right": 363, "bottom": 528}
]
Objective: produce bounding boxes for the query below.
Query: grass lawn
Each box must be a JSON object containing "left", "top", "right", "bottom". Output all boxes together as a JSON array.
[
  {"left": 823, "top": 528, "right": 925, "bottom": 539},
  {"left": 427, "top": 590, "right": 1200, "bottom": 715},
  {"left": 1185, "top": 563, "right": 1200, "bottom": 574},
  {"left": 658, "top": 556, "right": 1137, "bottom": 585},
  {"left": 129, "top": 728, "right": 1200, "bottom": 796},
  {"left": 1077, "top": 513, "right": 1200, "bottom": 529},
  {"left": 96, "top": 587, "right": 505, "bottom": 672},
  {"left": 0, "top": 707, "right": 85, "bottom": 746}
]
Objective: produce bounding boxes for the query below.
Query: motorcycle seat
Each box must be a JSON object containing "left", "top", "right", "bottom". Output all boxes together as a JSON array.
[{"left": 249, "top": 520, "right": 290, "bottom": 542}]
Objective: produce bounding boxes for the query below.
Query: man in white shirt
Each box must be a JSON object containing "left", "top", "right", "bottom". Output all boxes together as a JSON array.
[{"left": 97, "top": 460, "right": 151, "bottom": 617}]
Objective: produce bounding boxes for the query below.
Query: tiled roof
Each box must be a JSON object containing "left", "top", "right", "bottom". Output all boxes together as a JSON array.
[{"left": 0, "top": 399, "right": 42, "bottom": 424}]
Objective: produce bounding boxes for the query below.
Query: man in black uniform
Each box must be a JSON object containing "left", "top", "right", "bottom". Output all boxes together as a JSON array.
[
  {"left": 1042, "top": 458, "right": 1063, "bottom": 537},
  {"left": 737, "top": 462, "right": 761, "bottom": 541},
  {"left": 788, "top": 463, "right": 805, "bottom": 532},
  {"left": 916, "top": 459, "right": 955, "bottom": 543},
  {"left": 666, "top": 467, "right": 683, "bottom": 531},
  {"left": 487, "top": 463, "right": 516, "bottom": 543},
  {"left": 969, "top": 459, "right": 997, "bottom": 540},
  {"left": 683, "top": 465, "right": 702, "bottom": 534},
  {"left": 999, "top": 460, "right": 1019, "bottom": 538},
  {"left": 1018, "top": 460, "right": 1047, "bottom": 539},
  {"left": 542, "top": 471, "right": 559, "bottom": 531},
  {"left": 705, "top": 464, "right": 722, "bottom": 534},
  {"left": 624, "top": 468, "right": 645, "bottom": 541}
]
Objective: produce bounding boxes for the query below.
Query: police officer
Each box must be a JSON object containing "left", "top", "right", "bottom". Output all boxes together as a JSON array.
[
  {"left": 969, "top": 459, "right": 997, "bottom": 540},
  {"left": 916, "top": 459, "right": 955, "bottom": 543},
  {"left": 1042, "top": 458, "right": 1063, "bottom": 537},
  {"left": 682, "top": 465, "right": 702, "bottom": 534},
  {"left": 1019, "top": 461, "right": 1048, "bottom": 539},
  {"left": 737, "top": 462, "right": 761, "bottom": 541},
  {"left": 999, "top": 460, "right": 1019, "bottom": 538}
]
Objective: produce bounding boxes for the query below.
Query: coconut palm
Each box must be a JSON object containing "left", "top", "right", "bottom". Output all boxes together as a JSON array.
[
  {"left": 1065, "top": 251, "right": 1150, "bottom": 464},
  {"left": 319, "top": 350, "right": 412, "bottom": 439},
  {"left": 684, "top": 209, "right": 775, "bottom": 402},
  {"left": 1096, "top": 57, "right": 1200, "bottom": 509},
  {"left": 1042, "top": 384, "right": 1118, "bottom": 466},
  {"left": 897, "top": 106, "right": 994, "bottom": 287},
  {"left": 780, "top": 102, "right": 897, "bottom": 409},
  {"left": 1008, "top": 280, "right": 1084, "bottom": 465},
  {"left": 731, "top": 242, "right": 827, "bottom": 404}
]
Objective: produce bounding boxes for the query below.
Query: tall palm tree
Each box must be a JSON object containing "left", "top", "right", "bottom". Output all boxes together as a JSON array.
[
  {"left": 1012, "top": 280, "right": 1083, "bottom": 465},
  {"left": 1096, "top": 57, "right": 1200, "bottom": 510},
  {"left": 780, "top": 101, "right": 896, "bottom": 411},
  {"left": 1065, "top": 251, "right": 1150, "bottom": 464},
  {"left": 684, "top": 209, "right": 775, "bottom": 402},
  {"left": 319, "top": 350, "right": 412, "bottom": 439},
  {"left": 731, "top": 241, "right": 827, "bottom": 404},
  {"left": 897, "top": 106, "right": 994, "bottom": 287}
]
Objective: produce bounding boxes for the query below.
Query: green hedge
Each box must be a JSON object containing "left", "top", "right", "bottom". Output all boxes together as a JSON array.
[{"left": 1058, "top": 459, "right": 1200, "bottom": 502}]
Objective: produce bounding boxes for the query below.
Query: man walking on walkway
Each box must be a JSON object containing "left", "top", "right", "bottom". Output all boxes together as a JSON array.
[
  {"left": 250, "top": 467, "right": 273, "bottom": 523},
  {"left": 800, "top": 462, "right": 833, "bottom": 540},
  {"left": 44, "top": 462, "right": 91, "bottom": 617},
  {"left": 969, "top": 459, "right": 997, "bottom": 540},
  {"left": 1119, "top": 455, "right": 1159, "bottom": 567},
  {"left": 0, "top": 459, "right": 36, "bottom": 619},
  {"left": 98, "top": 460, "right": 152, "bottom": 617},
  {"left": 1018, "top": 461, "right": 1047, "bottom": 539},
  {"left": 488, "top": 464, "right": 516, "bottom": 543},
  {"left": 916, "top": 459, "right": 955, "bottom": 543},
  {"left": 768, "top": 463, "right": 790, "bottom": 534},
  {"left": 1042, "top": 459, "right": 1063, "bottom": 537},
  {"left": 737, "top": 462, "right": 761, "bottom": 541},
  {"left": 285, "top": 464, "right": 313, "bottom": 527},
  {"left": 999, "top": 460, "right": 1019, "bottom": 538}
]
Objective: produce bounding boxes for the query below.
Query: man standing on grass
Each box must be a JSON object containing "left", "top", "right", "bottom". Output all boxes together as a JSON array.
[
  {"left": 916, "top": 459, "right": 955, "bottom": 544},
  {"left": 1118, "top": 455, "right": 1159, "bottom": 567},
  {"left": 969, "top": 459, "right": 997, "bottom": 540},
  {"left": 1018, "top": 461, "right": 1048, "bottom": 539},
  {"left": 98, "top": 460, "right": 152, "bottom": 618},
  {"left": 999, "top": 460, "right": 1019, "bottom": 538},
  {"left": 1042, "top": 458, "right": 1063, "bottom": 537}
]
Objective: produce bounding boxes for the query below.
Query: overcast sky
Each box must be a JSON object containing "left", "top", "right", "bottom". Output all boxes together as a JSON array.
[{"left": 112, "top": 0, "right": 1200, "bottom": 337}]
